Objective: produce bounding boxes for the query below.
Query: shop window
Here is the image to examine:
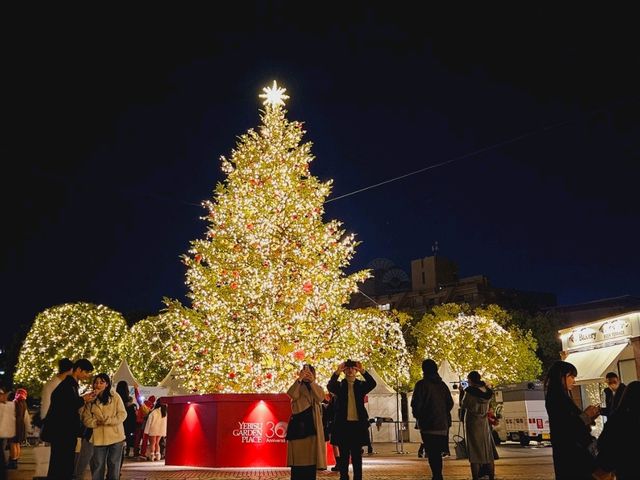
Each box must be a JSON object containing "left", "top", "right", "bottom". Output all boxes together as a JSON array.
[{"left": 618, "top": 358, "right": 638, "bottom": 384}]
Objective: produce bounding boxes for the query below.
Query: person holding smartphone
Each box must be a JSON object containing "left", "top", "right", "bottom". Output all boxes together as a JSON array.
[
  {"left": 544, "top": 360, "right": 600, "bottom": 480},
  {"left": 327, "top": 360, "right": 376, "bottom": 480},
  {"left": 286, "top": 364, "right": 326, "bottom": 480},
  {"left": 43, "top": 358, "right": 95, "bottom": 480}
]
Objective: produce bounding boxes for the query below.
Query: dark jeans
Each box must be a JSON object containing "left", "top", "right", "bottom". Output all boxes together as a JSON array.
[
  {"left": 47, "top": 436, "right": 77, "bottom": 480},
  {"left": 337, "top": 423, "right": 364, "bottom": 480},
  {"left": 0, "top": 439, "right": 6, "bottom": 480},
  {"left": 420, "top": 432, "right": 448, "bottom": 480},
  {"left": 290, "top": 465, "right": 316, "bottom": 480}
]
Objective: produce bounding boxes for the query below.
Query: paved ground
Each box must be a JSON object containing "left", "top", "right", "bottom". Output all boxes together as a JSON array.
[{"left": 6, "top": 442, "right": 555, "bottom": 480}]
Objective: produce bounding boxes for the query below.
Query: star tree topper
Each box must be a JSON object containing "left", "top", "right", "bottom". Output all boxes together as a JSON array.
[{"left": 259, "top": 80, "right": 289, "bottom": 107}]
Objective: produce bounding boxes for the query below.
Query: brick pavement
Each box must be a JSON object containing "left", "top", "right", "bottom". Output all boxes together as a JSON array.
[{"left": 6, "top": 442, "right": 555, "bottom": 480}]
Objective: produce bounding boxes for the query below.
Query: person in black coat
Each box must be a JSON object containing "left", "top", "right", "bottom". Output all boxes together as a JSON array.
[
  {"left": 544, "top": 360, "right": 600, "bottom": 480},
  {"left": 594, "top": 380, "right": 640, "bottom": 480},
  {"left": 411, "top": 359, "right": 453, "bottom": 480},
  {"left": 600, "top": 372, "right": 626, "bottom": 418},
  {"left": 327, "top": 360, "right": 376, "bottom": 480},
  {"left": 43, "top": 358, "right": 95, "bottom": 480}
]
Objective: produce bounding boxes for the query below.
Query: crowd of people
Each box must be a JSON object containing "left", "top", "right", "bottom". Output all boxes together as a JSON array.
[
  {"left": 1, "top": 355, "right": 639, "bottom": 480},
  {"left": 285, "top": 358, "right": 639, "bottom": 480},
  {"left": 545, "top": 361, "right": 639, "bottom": 480},
  {"left": 0, "top": 357, "right": 167, "bottom": 480}
]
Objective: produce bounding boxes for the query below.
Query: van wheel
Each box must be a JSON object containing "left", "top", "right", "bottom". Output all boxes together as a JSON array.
[{"left": 519, "top": 435, "right": 530, "bottom": 446}]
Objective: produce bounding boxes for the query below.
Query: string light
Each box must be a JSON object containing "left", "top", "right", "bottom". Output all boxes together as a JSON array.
[
  {"left": 416, "top": 312, "right": 541, "bottom": 384},
  {"left": 164, "top": 82, "right": 410, "bottom": 393},
  {"left": 14, "top": 303, "right": 129, "bottom": 395}
]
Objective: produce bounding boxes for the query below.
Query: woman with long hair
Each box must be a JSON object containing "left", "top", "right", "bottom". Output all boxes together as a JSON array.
[
  {"left": 143, "top": 399, "right": 167, "bottom": 461},
  {"left": 81, "top": 373, "right": 127, "bottom": 480},
  {"left": 7, "top": 388, "right": 30, "bottom": 469},
  {"left": 544, "top": 360, "right": 600, "bottom": 480},
  {"left": 115, "top": 381, "right": 137, "bottom": 458},
  {"left": 594, "top": 380, "right": 640, "bottom": 480}
]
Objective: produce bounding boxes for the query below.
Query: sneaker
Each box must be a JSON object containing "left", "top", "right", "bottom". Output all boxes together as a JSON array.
[
  {"left": 331, "top": 465, "right": 340, "bottom": 472},
  {"left": 155, "top": 452, "right": 162, "bottom": 461}
]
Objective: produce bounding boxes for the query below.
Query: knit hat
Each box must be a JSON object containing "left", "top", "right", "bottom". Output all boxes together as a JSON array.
[{"left": 15, "top": 388, "right": 27, "bottom": 401}]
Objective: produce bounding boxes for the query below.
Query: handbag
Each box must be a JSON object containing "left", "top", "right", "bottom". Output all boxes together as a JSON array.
[
  {"left": 285, "top": 406, "right": 316, "bottom": 441},
  {"left": 453, "top": 434, "right": 468, "bottom": 459}
]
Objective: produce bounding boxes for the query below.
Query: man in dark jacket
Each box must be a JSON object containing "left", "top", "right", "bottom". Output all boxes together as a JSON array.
[
  {"left": 44, "top": 358, "right": 95, "bottom": 480},
  {"left": 411, "top": 359, "right": 454, "bottom": 480},
  {"left": 327, "top": 360, "right": 376, "bottom": 480},
  {"left": 601, "top": 372, "right": 626, "bottom": 418}
]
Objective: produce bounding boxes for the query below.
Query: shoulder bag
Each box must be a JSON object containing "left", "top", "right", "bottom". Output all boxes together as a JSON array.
[{"left": 285, "top": 405, "right": 316, "bottom": 441}]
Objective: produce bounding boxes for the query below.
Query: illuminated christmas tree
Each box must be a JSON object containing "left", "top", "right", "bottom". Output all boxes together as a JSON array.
[
  {"left": 168, "top": 81, "right": 409, "bottom": 393},
  {"left": 14, "top": 302, "right": 129, "bottom": 395}
]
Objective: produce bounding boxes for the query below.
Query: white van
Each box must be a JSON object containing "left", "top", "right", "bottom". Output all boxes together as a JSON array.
[{"left": 493, "top": 381, "right": 550, "bottom": 446}]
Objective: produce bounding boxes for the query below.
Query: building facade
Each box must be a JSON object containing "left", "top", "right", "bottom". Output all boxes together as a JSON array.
[
  {"left": 558, "top": 311, "right": 640, "bottom": 435},
  {"left": 350, "top": 254, "right": 556, "bottom": 313}
]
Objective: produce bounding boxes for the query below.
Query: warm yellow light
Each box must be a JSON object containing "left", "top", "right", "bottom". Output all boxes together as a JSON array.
[{"left": 259, "top": 80, "right": 289, "bottom": 107}]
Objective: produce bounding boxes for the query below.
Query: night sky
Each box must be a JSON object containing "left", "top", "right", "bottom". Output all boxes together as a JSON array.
[{"left": 3, "top": 7, "right": 639, "bottom": 344}]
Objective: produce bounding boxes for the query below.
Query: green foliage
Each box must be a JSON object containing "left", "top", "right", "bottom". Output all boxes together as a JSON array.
[
  {"left": 122, "top": 305, "right": 188, "bottom": 386},
  {"left": 412, "top": 303, "right": 542, "bottom": 385},
  {"left": 510, "top": 310, "right": 563, "bottom": 374},
  {"left": 14, "top": 303, "right": 129, "bottom": 395}
]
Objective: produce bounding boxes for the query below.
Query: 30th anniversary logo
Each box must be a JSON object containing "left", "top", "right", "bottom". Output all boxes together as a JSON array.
[{"left": 232, "top": 420, "right": 288, "bottom": 443}]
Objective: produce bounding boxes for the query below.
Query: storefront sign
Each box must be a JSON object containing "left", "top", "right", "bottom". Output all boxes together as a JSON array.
[{"left": 566, "top": 319, "right": 631, "bottom": 348}]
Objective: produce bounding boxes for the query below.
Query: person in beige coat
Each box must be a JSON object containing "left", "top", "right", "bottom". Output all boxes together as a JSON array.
[
  {"left": 80, "top": 373, "right": 126, "bottom": 480},
  {"left": 286, "top": 364, "right": 326, "bottom": 480}
]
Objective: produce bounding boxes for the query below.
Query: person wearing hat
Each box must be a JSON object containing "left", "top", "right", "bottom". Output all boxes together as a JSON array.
[{"left": 7, "top": 388, "right": 30, "bottom": 469}]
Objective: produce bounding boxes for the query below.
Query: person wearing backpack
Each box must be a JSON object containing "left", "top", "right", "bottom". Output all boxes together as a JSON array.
[{"left": 411, "top": 359, "right": 454, "bottom": 480}]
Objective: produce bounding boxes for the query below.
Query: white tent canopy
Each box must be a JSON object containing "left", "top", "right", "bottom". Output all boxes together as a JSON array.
[
  {"left": 111, "top": 359, "right": 169, "bottom": 399},
  {"left": 366, "top": 368, "right": 400, "bottom": 443},
  {"left": 111, "top": 359, "right": 140, "bottom": 387},
  {"left": 438, "top": 359, "right": 461, "bottom": 389},
  {"left": 158, "top": 367, "right": 190, "bottom": 396},
  {"left": 367, "top": 368, "right": 396, "bottom": 394}
]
